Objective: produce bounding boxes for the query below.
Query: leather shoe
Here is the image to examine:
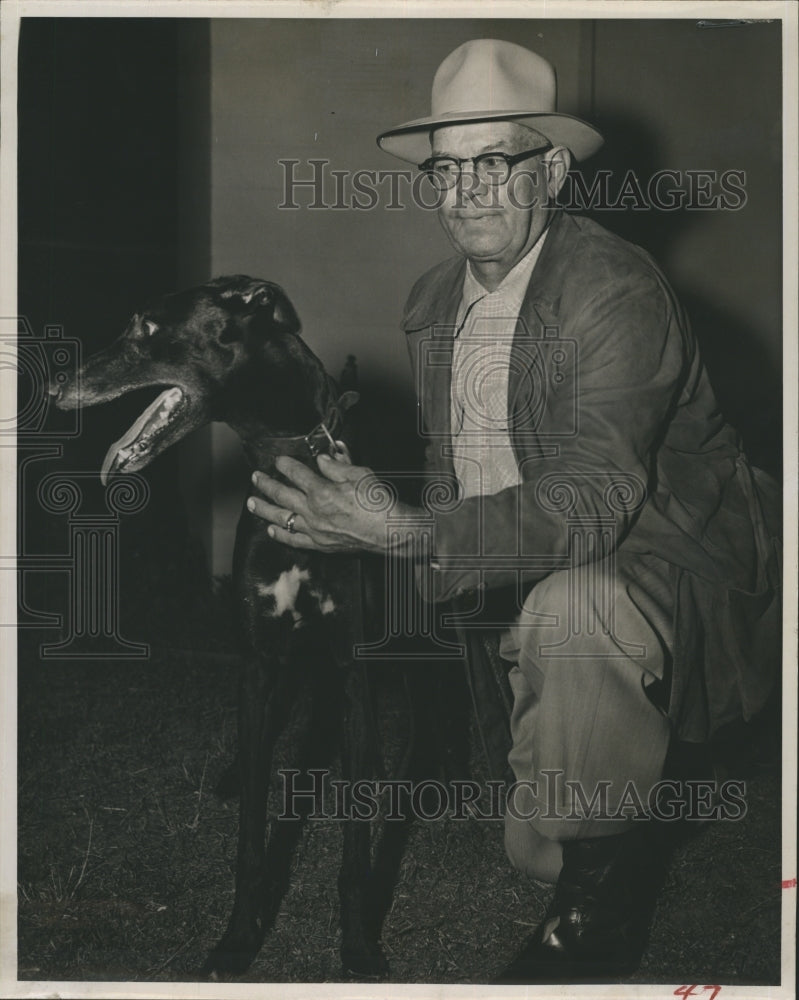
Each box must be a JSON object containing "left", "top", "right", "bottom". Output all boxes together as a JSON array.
[{"left": 495, "top": 826, "right": 662, "bottom": 983}]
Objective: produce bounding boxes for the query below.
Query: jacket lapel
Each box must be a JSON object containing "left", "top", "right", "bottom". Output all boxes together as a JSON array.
[
  {"left": 507, "top": 209, "right": 576, "bottom": 432},
  {"left": 402, "top": 257, "right": 466, "bottom": 474}
]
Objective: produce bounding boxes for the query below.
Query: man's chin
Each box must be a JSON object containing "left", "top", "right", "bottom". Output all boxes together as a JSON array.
[
  {"left": 454, "top": 240, "right": 515, "bottom": 262},
  {"left": 445, "top": 228, "right": 509, "bottom": 256}
]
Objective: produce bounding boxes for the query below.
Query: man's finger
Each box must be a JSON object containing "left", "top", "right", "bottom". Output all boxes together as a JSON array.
[
  {"left": 246, "top": 495, "right": 295, "bottom": 529},
  {"left": 273, "top": 455, "right": 327, "bottom": 492},
  {"left": 332, "top": 441, "right": 352, "bottom": 463},
  {"left": 251, "top": 471, "right": 307, "bottom": 512},
  {"left": 263, "top": 524, "right": 319, "bottom": 549},
  {"left": 315, "top": 453, "right": 361, "bottom": 483}
]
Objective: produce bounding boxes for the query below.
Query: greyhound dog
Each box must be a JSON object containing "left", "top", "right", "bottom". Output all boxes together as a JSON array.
[{"left": 52, "top": 275, "right": 389, "bottom": 979}]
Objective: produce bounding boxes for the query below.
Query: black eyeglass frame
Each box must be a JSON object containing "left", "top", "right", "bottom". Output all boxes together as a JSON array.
[{"left": 418, "top": 144, "right": 553, "bottom": 187}]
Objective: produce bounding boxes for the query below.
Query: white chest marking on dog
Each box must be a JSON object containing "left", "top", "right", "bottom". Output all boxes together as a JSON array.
[
  {"left": 257, "top": 566, "right": 310, "bottom": 617},
  {"left": 310, "top": 588, "right": 336, "bottom": 616}
]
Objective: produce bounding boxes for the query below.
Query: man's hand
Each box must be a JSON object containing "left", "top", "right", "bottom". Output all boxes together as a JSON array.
[{"left": 248, "top": 453, "right": 417, "bottom": 554}]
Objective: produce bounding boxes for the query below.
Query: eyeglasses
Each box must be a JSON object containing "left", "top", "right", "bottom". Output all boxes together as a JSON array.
[{"left": 418, "top": 144, "right": 552, "bottom": 188}]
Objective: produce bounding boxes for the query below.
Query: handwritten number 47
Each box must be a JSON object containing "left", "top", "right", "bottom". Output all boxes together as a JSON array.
[{"left": 675, "top": 987, "right": 722, "bottom": 1000}]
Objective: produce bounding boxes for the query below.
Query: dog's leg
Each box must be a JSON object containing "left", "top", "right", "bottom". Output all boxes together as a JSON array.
[
  {"left": 337, "top": 657, "right": 389, "bottom": 979},
  {"left": 203, "top": 649, "right": 293, "bottom": 977}
]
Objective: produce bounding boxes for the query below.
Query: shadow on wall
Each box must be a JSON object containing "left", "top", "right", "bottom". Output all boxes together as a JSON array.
[
  {"left": 678, "top": 293, "right": 781, "bottom": 477},
  {"left": 574, "top": 112, "right": 782, "bottom": 478}
]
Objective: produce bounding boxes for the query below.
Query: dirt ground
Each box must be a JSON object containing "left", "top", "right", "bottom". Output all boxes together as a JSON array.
[{"left": 16, "top": 577, "right": 783, "bottom": 987}]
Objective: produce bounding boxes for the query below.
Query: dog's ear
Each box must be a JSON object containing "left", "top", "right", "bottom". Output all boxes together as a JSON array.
[
  {"left": 267, "top": 287, "right": 301, "bottom": 335},
  {"left": 209, "top": 276, "right": 301, "bottom": 341}
]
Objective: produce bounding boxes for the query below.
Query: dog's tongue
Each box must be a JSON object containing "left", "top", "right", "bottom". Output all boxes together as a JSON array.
[{"left": 101, "top": 387, "right": 183, "bottom": 485}]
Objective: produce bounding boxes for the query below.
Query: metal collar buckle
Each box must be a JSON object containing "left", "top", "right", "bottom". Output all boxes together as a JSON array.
[{"left": 304, "top": 421, "right": 338, "bottom": 457}]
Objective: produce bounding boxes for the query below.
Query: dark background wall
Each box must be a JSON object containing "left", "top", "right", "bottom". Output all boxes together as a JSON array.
[
  {"left": 588, "top": 19, "right": 781, "bottom": 469},
  {"left": 17, "top": 18, "right": 206, "bottom": 628},
  {"left": 18, "top": 16, "right": 782, "bottom": 589}
]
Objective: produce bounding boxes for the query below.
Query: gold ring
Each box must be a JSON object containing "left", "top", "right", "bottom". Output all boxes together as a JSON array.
[{"left": 286, "top": 512, "right": 297, "bottom": 534}]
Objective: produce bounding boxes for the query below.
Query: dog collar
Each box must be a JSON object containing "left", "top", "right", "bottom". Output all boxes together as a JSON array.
[{"left": 263, "top": 390, "right": 360, "bottom": 460}]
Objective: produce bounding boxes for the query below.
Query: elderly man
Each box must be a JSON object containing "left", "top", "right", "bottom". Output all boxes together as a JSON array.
[{"left": 247, "top": 40, "right": 779, "bottom": 980}]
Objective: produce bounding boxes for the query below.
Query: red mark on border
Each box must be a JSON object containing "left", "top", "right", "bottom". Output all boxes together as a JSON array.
[
  {"left": 675, "top": 987, "right": 722, "bottom": 1000},
  {"left": 782, "top": 877, "right": 797, "bottom": 888}
]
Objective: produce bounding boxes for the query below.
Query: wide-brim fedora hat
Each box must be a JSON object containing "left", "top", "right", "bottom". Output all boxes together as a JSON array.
[{"left": 377, "top": 39, "right": 603, "bottom": 164}]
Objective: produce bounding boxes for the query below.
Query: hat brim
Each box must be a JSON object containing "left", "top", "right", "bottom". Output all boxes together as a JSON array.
[{"left": 377, "top": 110, "right": 603, "bottom": 164}]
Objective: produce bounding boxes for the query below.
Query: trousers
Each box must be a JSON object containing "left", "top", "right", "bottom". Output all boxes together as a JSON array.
[{"left": 499, "top": 548, "right": 675, "bottom": 871}]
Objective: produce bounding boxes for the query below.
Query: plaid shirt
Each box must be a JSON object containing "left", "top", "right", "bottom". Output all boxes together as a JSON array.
[{"left": 451, "top": 230, "right": 548, "bottom": 498}]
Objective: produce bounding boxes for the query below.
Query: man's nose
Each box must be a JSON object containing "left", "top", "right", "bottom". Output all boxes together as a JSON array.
[{"left": 455, "top": 165, "right": 488, "bottom": 201}]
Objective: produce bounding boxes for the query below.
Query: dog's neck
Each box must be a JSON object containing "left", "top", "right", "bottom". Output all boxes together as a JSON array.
[
  {"left": 237, "top": 408, "right": 342, "bottom": 472},
  {"left": 223, "top": 370, "right": 342, "bottom": 472}
]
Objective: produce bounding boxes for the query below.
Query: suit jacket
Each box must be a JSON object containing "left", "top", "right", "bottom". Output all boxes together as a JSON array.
[{"left": 402, "top": 209, "right": 780, "bottom": 739}]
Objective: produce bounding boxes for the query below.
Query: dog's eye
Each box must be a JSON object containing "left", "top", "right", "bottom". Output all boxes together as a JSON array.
[{"left": 144, "top": 320, "right": 159, "bottom": 337}]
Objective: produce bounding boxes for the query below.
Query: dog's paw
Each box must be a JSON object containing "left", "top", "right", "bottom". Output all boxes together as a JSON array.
[
  {"left": 200, "top": 949, "right": 253, "bottom": 979},
  {"left": 201, "top": 928, "right": 262, "bottom": 979},
  {"left": 341, "top": 942, "right": 389, "bottom": 981}
]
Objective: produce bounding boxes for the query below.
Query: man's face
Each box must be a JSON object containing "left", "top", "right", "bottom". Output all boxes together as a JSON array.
[{"left": 431, "top": 121, "right": 558, "bottom": 276}]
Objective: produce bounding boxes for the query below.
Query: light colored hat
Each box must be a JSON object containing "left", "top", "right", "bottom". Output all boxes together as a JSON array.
[{"left": 377, "top": 39, "right": 603, "bottom": 164}]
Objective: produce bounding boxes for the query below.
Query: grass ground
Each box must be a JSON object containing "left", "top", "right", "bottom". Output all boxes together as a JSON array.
[{"left": 16, "top": 578, "right": 782, "bottom": 986}]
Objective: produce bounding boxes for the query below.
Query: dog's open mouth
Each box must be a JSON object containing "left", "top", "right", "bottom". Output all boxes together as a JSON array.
[{"left": 101, "top": 387, "right": 188, "bottom": 484}]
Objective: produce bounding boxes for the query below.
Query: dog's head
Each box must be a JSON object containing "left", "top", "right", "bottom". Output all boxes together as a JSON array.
[
  {"left": 53, "top": 276, "right": 326, "bottom": 483},
  {"left": 204, "top": 274, "right": 301, "bottom": 338}
]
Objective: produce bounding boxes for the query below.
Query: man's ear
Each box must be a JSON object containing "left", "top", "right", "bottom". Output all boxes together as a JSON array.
[
  {"left": 542, "top": 146, "right": 572, "bottom": 202},
  {"left": 208, "top": 275, "right": 301, "bottom": 341}
]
